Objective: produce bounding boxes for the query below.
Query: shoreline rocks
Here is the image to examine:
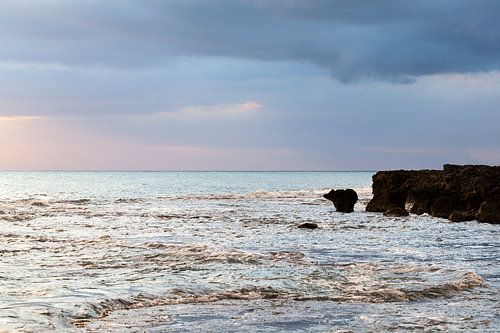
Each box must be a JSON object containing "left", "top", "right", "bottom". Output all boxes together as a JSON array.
[
  {"left": 366, "top": 164, "right": 500, "bottom": 224},
  {"left": 323, "top": 189, "right": 358, "bottom": 213}
]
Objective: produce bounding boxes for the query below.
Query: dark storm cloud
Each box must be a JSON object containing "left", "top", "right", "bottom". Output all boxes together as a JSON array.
[{"left": 1, "top": 0, "right": 499, "bottom": 81}]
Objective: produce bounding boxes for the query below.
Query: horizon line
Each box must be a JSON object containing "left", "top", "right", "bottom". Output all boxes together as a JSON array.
[{"left": 0, "top": 169, "right": 378, "bottom": 173}]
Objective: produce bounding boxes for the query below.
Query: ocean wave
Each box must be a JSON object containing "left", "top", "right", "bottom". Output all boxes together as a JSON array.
[
  {"left": 0, "top": 188, "right": 372, "bottom": 207},
  {"left": 71, "top": 270, "right": 484, "bottom": 328},
  {"left": 0, "top": 187, "right": 372, "bottom": 224},
  {"left": 78, "top": 244, "right": 265, "bottom": 271},
  {"left": 114, "top": 198, "right": 144, "bottom": 204},
  {"left": 402, "top": 271, "right": 485, "bottom": 301},
  {"left": 0, "top": 197, "right": 91, "bottom": 207},
  {"left": 141, "top": 244, "right": 306, "bottom": 265},
  {"left": 0, "top": 211, "right": 36, "bottom": 222},
  {"left": 157, "top": 187, "right": 372, "bottom": 201},
  {"left": 78, "top": 244, "right": 307, "bottom": 272},
  {"left": 54, "top": 198, "right": 91, "bottom": 205},
  {"left": 71, "top": 286, "right": 290, "bottom": 327},
  {"left": 303, "top": 263, "right": 485, "bottom": 303}
]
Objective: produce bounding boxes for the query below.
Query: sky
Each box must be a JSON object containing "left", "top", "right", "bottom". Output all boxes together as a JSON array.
[{"left": 1, "top": 0, "right": 499, "bottom": 170}]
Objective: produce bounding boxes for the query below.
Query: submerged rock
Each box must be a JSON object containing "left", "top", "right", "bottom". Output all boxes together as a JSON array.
[
  {"left": 367, "top": 164, "right": 500, "bottom": 224},
  {"left": 323, "top": 189, "right": 358, "bottom": 213},
  {"left": 383, "top": 207, "right": 409, "bottom": 217},
  {"left": 298, "top": 222, "right": 318, "bottom": 229}
]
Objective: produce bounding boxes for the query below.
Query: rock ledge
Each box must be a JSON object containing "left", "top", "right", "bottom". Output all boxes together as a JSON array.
[{"left": 366, "top": 164, "right": 500, "bottom": 224}]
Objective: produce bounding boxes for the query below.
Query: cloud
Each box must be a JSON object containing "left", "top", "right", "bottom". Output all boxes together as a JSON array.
[
  {"left": 0, "top": 0, "right": 499, "bottom": 82},
  {"left": 164, "top": 101, "right": 262, "bottom": 119},
  {"left": 0, "top": 115, "right": 44, "bottom": 122}
]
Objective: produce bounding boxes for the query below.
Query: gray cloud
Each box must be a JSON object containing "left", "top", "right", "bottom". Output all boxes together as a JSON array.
[{"left": 1, "top": 0, "right": 499, "bottom": 81}]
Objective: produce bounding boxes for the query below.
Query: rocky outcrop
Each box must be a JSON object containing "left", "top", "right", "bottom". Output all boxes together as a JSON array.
[
  {"left": 366, "top": 164, "right": 500, "bottom": 224},
  {"left": 323, "top": 189, "right": 358, "bottom": 213}
]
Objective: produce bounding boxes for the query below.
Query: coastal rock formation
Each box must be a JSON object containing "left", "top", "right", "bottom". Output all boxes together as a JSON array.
[
  {"left": 366, "top": 164, "right": 500, "bottom": 224},
  {"left": 323, "top": 189, "right": 358, "bottom": 213}
]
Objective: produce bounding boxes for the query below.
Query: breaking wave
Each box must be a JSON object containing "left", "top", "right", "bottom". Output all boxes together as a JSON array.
[
  {"left": 71, "top": 270, "right": 484, "bottom": 328},
  {"left": 71, "top": 286, "right": 288, "bottom": 327},
  {"left": 158, "top": 188, "right": 367, "bottom": 201}
]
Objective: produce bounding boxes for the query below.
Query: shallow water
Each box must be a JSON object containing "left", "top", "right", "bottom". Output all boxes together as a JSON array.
[{"left": 0, "top": 172, "right": 498, "bottom": 332}]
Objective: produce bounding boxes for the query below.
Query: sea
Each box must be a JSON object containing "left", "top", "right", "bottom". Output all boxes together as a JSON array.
[{"left": 0, "top": 171, "right": 498, "bottom": 332}]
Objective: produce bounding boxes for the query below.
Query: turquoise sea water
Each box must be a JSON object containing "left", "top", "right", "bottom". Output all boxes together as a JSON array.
[{"left": 0, "top": 172, "right": 498, "bottom": 332}]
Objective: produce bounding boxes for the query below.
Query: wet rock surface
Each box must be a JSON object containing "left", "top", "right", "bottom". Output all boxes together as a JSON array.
[
  {"left": 297, "top": 222, "right": 318, "bottom": 229},
  {"left": 323, "top": 189, "right": 358, "bottom": 213},
  {"left": 383, "top": 207, "right": 409, "bottom": 217},
  {"left": 449, "top": 210, "right": 476, "bottom": 222},
  {"left": 367, "top": 164, "right": 500, "bottom": 224}
]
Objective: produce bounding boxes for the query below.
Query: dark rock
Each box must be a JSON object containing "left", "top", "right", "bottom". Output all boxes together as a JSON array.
[
  {"left": 476, "top": 197, "right": 500, "bottom": 224},
  {"left": 366, "top": 164, "right": 500, "bottom": 223},
  {"left": 383, "top": 207, "right": 409, "bottom": 217},
  {"left": 449, "top": 210, "right": 476, "bottom": 222},
  {"left": 464, "top": 191, "right": 482, "bottom": 211},
  {"left": 366, "top": 170, "right": 418, "bottom": 212},
  {"left": 324, "top": 189, "right": 358, "bottom": 213},
  {"left": 490, "top": 187, "right": 500, "bottom": 197},
  {"left": 410, "top": 199, "right": 431, "bottom": 215},
  {"left": 298, "top": 222, "right": 318, "bottom": 229},
  {"left": 431, "top": 196, "right": 454, "bottom": 219}
]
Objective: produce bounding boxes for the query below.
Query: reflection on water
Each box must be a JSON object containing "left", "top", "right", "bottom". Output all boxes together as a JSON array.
[{"left": 0, "top": 172, "right": 498, "bottom": 332}]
